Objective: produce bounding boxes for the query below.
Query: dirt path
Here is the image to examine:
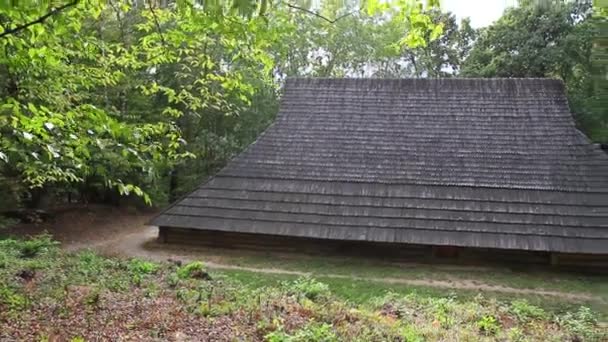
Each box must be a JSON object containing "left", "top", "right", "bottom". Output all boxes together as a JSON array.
[{"left": 11, "top": 206, "right": 605, "bottom": 302}]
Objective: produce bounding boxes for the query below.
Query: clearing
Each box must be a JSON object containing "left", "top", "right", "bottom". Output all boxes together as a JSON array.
[{"left": 2, "top": 205, "right": 607, "bottom": 341}]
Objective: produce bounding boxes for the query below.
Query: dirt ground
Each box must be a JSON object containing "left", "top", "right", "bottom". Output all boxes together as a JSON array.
[{"left": 5, "top": 205, "right": 605, "bottom": 302}]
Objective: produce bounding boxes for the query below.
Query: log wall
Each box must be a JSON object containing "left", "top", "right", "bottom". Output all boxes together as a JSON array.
[{"left": 159, "top": 227, "right": 608, "bottom": 273}]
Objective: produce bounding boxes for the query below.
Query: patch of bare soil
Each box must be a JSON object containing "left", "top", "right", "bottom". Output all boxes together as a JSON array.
[
  {"left": 6, "top": 204, "right": 156, "bottom": 249},
  {"left": 9, "top": 205, "right": 603, "bottom": 302}
]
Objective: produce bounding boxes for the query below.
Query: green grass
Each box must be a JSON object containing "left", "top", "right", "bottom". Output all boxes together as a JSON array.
[
  {"left": 152, "top": 244, "right": 608, "bottom": 302},
  {"left": 222, "top": 268, "right": 606, "bottom": 316}
]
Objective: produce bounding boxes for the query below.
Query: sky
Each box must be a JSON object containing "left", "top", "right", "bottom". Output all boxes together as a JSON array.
[{"left": 441, "top": 0, "right": 519, "bottom": 28}]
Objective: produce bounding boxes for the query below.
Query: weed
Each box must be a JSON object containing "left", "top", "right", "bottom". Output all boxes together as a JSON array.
[
  {"left": 507, "top": 327, "right": 528, "bottom": 342},
  {"left": 293, "top": 323, "right": 338, "bottom": 342},
  {"left": 10, "top": 234, "right": 59, "bottom": 258},
  {"left": 0, "top": 285, "right": 27, "bottom": 311},
  {"left": 555, "top": 306, "right": 603, "bottom": 341},
  {"left": 400, "top": 324, "right": 424, "bottom": 342},
  {"left": 0, "top": 236, "right": 606, "bottom": 341},
  {"left": 177, "top": 261, "right": 209, "bottom": 279},
  {"left": 510, "top": 299, "right": 547, "bottom": 322},
  {"left": 265, "top": 322, "right": 338, "bottom": 342},
  {"left": 431, "top": 297, "right": 455, "bottom": 328},
  {"left": 286, "top": 277, "right": 331, "bottom": 302},
  {"left": 127, "top": 258, "right": 159, "bottom": 285},
  {"left": 166, "top": 273, "right": 179, "bottom": 288},
  {"left": 477, "top": 315, "right": 500, "bottom": 335},
  {"left": 127, "top": 259, "right": 158, "bottom": 275},
  {"left": 84, "top": 288, "right": 101, "bottom": 306},
  {"left": 265, "top": 329, "right": 291, "bottom": 342}
]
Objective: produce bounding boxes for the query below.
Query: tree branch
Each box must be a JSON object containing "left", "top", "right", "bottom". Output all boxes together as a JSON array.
[
  {"left": 285, "top": 3, "right": 359, "bottom": 24},
  {"left": 147, "top": 0, "right": 167, "bottom": 47},
  {"left": 0, "top": 1, "right": 79, "bottom": 39}
]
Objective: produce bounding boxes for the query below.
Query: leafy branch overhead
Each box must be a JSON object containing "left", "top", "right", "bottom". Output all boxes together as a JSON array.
[
  {"left": 0, "top": 1, "right": 79, "bottom": 39},
  {"left": 0, "top": 0, "right": 441, "bottom": 206}
]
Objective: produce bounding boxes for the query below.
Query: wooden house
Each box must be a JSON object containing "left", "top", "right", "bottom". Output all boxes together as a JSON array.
[{"left": 151, "top": 78, "right": 608, "bottom": 270}]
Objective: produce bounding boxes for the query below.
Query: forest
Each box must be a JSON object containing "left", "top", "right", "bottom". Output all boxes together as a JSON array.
[{"left": 0, "top": 0, "right": 606, "bottom": 213}]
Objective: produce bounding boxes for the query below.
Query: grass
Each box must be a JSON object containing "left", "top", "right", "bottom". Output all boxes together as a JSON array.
[
  {"left": 1, "top": 235, "right": 607, "bottom": 341},
  {"left": 222, "top": 268, "right": 607, "bottom": 316},
  {"left": 150, "top": 243, "right": 608, "bottom": 302}
]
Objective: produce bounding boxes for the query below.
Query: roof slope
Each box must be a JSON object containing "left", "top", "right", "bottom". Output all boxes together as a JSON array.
[{"left": 152, "top": 78, "right": 608, "bottom": 254}]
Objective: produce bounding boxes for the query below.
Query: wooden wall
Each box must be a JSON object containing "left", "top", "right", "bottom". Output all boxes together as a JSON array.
[{"left": 159, "top": 227, "right": 608, "bottom": 273}]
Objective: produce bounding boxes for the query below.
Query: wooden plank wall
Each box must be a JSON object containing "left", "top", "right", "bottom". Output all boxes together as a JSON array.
[
  {"left": 159, "top": 227, "right": 431, "bottom": 260},
  {"left": 159, "top": 227, "right": 608, "bottom": 273}
]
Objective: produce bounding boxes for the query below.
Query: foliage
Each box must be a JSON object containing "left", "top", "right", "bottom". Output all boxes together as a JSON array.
[
  {"left": 127, "top": 258, "right": 159, "bottom": 275},
  {"left": 177, "top": 261, "right": 206, "bottom": 279},
  {"left": 555, "top": 306, "right": 600, "bottom": 341},
  {"left": 510, "top": 299, "right": 547, "bottom": 322},
  {"left": 461, "top": 0, "right": 606, "bottom": 142},
  {"left": 127, "top": 258, "right": 158, "bottom": 284},
  {"left": 266, "top": 322, "right": 338, "bottom": 342},
  {"left": 274, "top": 3, "right": 473, "bottom": 78},
  {"left": 0, "top": 285, "right": 27, "bottom": 311},
  {"left": 285, "top": 276, "right": 331, "bottom": 301},
  {"left": 0, "top": 235, "right": 606, "bottom": 340},
  {"left": 590, "top": 0, "right": 608, "bottom": 142},
  {"left": 0, "top": 233, "right": 59, "bottom": 258},
  {"left": 0, "top": 1, "right": 444, "bottom": 209},
  {"left": 391, "top": 9, "right": 476, "bottom": 77},
  {"left": 477, "top": 315, "right": 500, "bottom": 336}
]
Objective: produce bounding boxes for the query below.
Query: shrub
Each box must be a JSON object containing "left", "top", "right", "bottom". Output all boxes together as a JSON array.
[
  {"left": 286, "top": 277, "right": 331, "bottom": 301},
  {"left": 477, "top": 315, "right": 500, "bottom": 335},
  {"left": 510, "top": 299, "right": 547, "bottom": 322}
]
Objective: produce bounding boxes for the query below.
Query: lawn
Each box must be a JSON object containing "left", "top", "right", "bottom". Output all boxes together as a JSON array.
[{"left": 1, "top": 235, "right": 606, "bottom": 341}]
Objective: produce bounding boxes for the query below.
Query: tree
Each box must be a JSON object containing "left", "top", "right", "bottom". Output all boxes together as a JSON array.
[
  {"left": 0, "top": 0, "right": 444, "bottom": 209},
  {"left": 369, "top": 9, "right": 475, "bottom": 77},
  {"left": 589, "top": 0, "right": 608, "bottom": 144},
  {"left": 274, "top": 4, "right": 472, "bottom": 78},
  {"left": 461, "top": 0, "right": 605, "bottom": 142},
  {"left": 0, "top": 1, "right": 271, "bottom": 207}
]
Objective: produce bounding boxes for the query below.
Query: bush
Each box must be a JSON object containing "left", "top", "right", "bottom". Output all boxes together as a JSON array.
[{"left": 286, "top": 277, "right": 331, "bottom": 301}]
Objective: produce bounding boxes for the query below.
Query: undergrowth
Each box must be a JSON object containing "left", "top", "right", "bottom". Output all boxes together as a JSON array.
[{"left": 0, "top": 235, "right": 606, "bottom": 341}]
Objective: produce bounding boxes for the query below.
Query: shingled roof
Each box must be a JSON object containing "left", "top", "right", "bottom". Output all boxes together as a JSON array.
[{"left": 152, "top": 78, "right": 608, "bottom": 254}]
